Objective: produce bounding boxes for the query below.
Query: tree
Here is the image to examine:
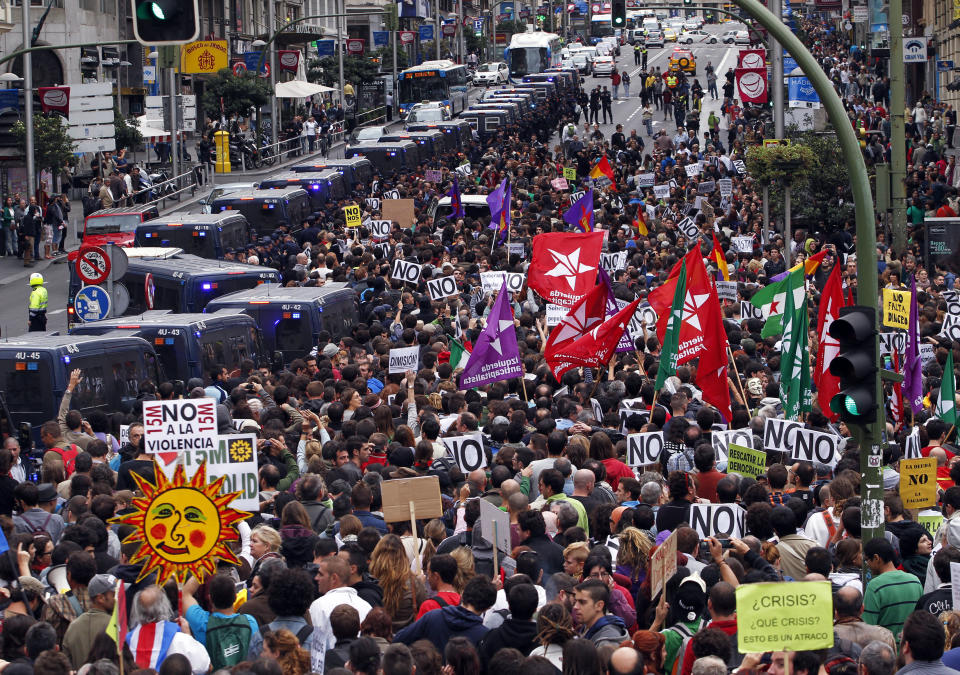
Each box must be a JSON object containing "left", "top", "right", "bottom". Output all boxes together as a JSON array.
[
  {"left": 307, "top": 56, "right": 380, "bottom": 89},
  {"left": 12, "top": 114, "right": 75, "bottom": 182},
  {"left": 199, "top": 68, "right": 272, "bottom": 120},
  {"left": 114, "top": 108, "right": 143, "bottom": 152}
]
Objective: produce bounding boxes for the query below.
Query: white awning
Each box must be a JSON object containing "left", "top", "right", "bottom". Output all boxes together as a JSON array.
[
  {"left": 275, "top": 80, "right": 337, "bottom": 98},
  {"left": 135, "top": 116, "right": 180, "bottom": 143}
]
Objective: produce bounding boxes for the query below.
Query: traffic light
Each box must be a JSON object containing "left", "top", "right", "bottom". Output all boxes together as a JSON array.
[
  {"left": 132, "top": 0, "right": 200, "bottom": 45},
  {"left": 828, "top": 305, "right": 878, "bottom": 424},
  {"left": 611, "top": 0, "right": 626, "bottom": 28}
]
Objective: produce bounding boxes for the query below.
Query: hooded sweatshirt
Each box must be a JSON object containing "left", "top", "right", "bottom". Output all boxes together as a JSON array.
[
  {"left": 394, "top": 605, "right": 489, "bottom": 653},
  {"left": 477, "top": 617, "right": 539, "bottom": 667},
  {"left": 582, "top": 614, "right": 631, "bottom": 647}
]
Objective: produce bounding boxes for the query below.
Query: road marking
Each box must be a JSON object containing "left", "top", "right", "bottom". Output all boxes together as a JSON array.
[{"left": 48, "top": 309, "right": 66, "bottom": 315}]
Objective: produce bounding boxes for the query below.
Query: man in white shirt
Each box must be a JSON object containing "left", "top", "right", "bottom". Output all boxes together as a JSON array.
[
  {"left": 6, "top": 437, "right": 26, "bottom": 482},
  {"left": 304, "top": 116, "right": 318, "bottom": 152},
  {"left": 308, "top": 556, "right": 371, "bottom": 674}
]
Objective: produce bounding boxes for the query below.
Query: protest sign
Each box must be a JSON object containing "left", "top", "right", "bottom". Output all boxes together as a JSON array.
[
  {"left": 381, "top": 475, "right": 443, "bottom": 522},
  {"left": 650, "top": 530, "right": 677, "bottom": 599},
  {"left": 591, "top": 398, "right": 604, "bottom": 422},
  {"left": 882, "top": 288, "right": 911, "bottom": 329},
  {"left": 427, "top": 275, "right": 459, "bottom": 301},
  {"left": 142, "top": 399, "right": 218, "bottom": 457},
  {"left": 764, "top": 418, "right": 803, "bottom": 454},
  {"left": 733, "top": 160, "right": 748, "bottom": 175},
  {"left": 365, "top": 197, "right": 381, "bottom": 211},
  {"left": 921, "top": 343, "right": 936, "bottom": 364},
  {"left": 120, "top": 425, "right": 130, "bottom": 446},
  {"left": 952, "top": 563, "right": 960, "bottom": 614},
  {"left": 382, "top": 198, "right": 416, "bottom": 227},
  {"left": 689, "top": 503, "right": 745, "bottom": 540},
  {"left": 627, "top": 431, "right": 663, "bottom": 467},
  {"left": 154, "top": 433, "right": 261, "bottom": 511},
  {"left": 383, "top": 189, "right": 401, "bottom": 199},
  {"left": 424, "top": 170, "right": 442, "bottom": 182},
  {"left": 736, "top": 582, "right": 834, "bottom": 653},
  {"left": 712, "top": 428, "right": 753, "bottom": 461},
  {"left": 900, "top": 457, "right": 938, "bottom": 508},
  {"left": 507, "top": 242, "right": 526, "bottom": 259},
  {"left": 368, "top": 219, "right": 392, "bottom": 239},
  {"left": 563, "top": 167, "right": 577, "bottom": 181},
  {"left": 716, "top": 281, "right": 737, "bottom": 302},
  {"left": 905, "top": 426, "right": 922, "bottom": 460},
  {"left": 698, "top": 180, "right": 716, "bottom": 194},
  {"left": 879, "top": 332, "right": 907, "bottom": 355},
  {"left": 389, "top": 346, "right": 420, "bottom": 374},
  {"left": 685, "top": 162, "right": 701, "bottom": 177},
  {"left": 732, "top": 236, "right": 754, "bottom": 253},
  {"left": 600, "top": 251, "right": 627, "bottom": 273},
  {"left": 790, "top": 428, "right": 841, "bottom": 467},
  {"left": 546, "top": 303, "right": 568, "bottom": 326},
  {"left": 476, "top": 498, "right": 511, "bottom": 554},
  {"left": 677, "top": 217, "right": 699, "bottom": 239},
  {"left": 741, "top": 301, "right": 765, "bottom": 320},
  {"left": 343, "top": 204, "right": 362, "bottom": 227},
  {"left": 391, "top": 259, "right": 422, "bottom": 285},
  {"left": 918, "top": 509, "right": 944, "bottom": 538},
  {"left": 480, "top": 271, "right": 525, "bottom": 294},
  {"left": 653, "top": 184, "right": 670, "bottom": 199},
  {"left": 719, "top": 178, "right": 733, "bottom": 197},
  {"left": 442, "top": 433, "right": 488, "bottom": 471},
  {"left": 551, "top": 177, "right": 569, "bottom": 190},
  {"left": 727, "top": 443, "right": 766, "bottom": 478},
  {"left": 637, "top": 173, "right": 655, "bottom": 187}
]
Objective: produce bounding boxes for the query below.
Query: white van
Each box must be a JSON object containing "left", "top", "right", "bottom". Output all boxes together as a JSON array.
[{"left": 642, "top": 17, "right": 660, "bottom": 33}]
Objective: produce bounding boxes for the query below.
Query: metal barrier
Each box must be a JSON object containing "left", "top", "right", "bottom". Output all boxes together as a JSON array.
[{"left": 354, "top": 107, "right": 388, "bottom": 127}]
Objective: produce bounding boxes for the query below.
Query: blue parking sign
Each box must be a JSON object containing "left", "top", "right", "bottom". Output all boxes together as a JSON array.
[{"left": 75, "top": 286, "right": 111, "bottom": 323}]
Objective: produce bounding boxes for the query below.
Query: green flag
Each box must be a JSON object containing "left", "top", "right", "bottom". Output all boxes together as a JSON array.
[
  {"left": 750, "top": 270, "right": 806, "bottom": 338},
  {"left": 938, "top": 350, "right": 958, "bottom": 426},
  {"left": 779, "top": 268, "right": 811, "bottom": 419},
  {"left": 654, "top": 264, "right": 688, "bottom": 394},
  {"left": 449, "top": 336, "right": 471, "bottom": 371}
]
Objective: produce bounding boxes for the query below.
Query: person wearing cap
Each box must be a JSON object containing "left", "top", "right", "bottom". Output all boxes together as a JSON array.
[
  {"left": 62, "top": 573, "right": 117, "bottom": 670},
  {"left": 658, "top": 573, "right": 708, "bottom": 674},
  {"left": 42, "top": 550, "right": 97, "bottom": 642},
  {"left": 13, "top": 481, "right": 66, "bottom": 542}
]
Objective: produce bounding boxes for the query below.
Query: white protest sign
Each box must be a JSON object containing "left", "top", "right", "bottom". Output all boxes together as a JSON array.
[
  {"left": 952, "top": 562, "right": 960, "bottom": 613},
  {"left": 157, "top": 434, "right": 260, "bottom": 511},
  {"left": 442, "top": 432, "right": 487, "bottom": 471},
  {"left": 366, "top": 197, "right": 381, "bottom": 211},
  {"left": 627, "top": 431, "right": 664, "bottom": 467},
  {"left": 733, "top": 160, "right": 747, "bottom": 175},
  {"left": 374, "top": 242, "right": 393, "bottom": 260},
  {"left": 732, "top": 236, "right": 755, "bottom": 253},
  {"left": 389, "top": 346, "right": 420, "bottom": 374},
  {"left": 653, "top": 184, "right": 670, "bottom": 199},
  {"left": 383, "top": 189, "right": 401, "bottom": 199},
  {"left": 507, "top": 243, "right": 526, "bottom": 259},
  {"left": 427, "top": 275, "right": 459, "bottom": 301},
  {"left": 570, "top": 190, "right": 585, "bottom": 204},
  {"left": 741, "top": 301, "right": 765, "bottom": 320},
  {"left": 480, "top": 271, "right": 525, "bottom": 294},
  {"left": 369, "top": 219, "right": 392, "bottom": 239},
  {"left": 546, "top": 303, "right": 568, "bottom": 326},
  {"left": 698, "top": 180, "right": 716, "bottom": 194},
  {"left": 879, "top": 332, "right": 907, "bottom": 355},
  {"left": 629, "top": 303, "right": 658, "bottom": 337},
  {"left": 941, "top": 313, "right": 960, "bottom": 342},
  {"left": 790, "top": 428, "right": 841, "bottom": 467},
  {"left": 716, "top": 281, "right": 737, "bottom": 302},
  {"left": 120, "top": 425, "right": 130, "bottom": 446},
  {"left": 142, "top": 399, "right": 219, "bottom": 455},
  {"left": 591, "top": 398, "right": 604, "bottom": 422},
  {"left": 713, "top": 429, "right": 754, "bottom": 458},
  {"left": 689, "top": 503, "right": 746, "bottom": 539},
  {"left": 764, "top": 418, "right": 804, "bottom": 454},
  {"left": 476, "top": 498, "right": 511, "bottom": 553},
  {"left": 677, "top": 217, "right": 700, "bottom": 239},
  {"left": 637, "top": 173, "right": 655, "bottom": 188},
  {"left": 920, "top": 343, "right": 936, "bottom": 365},
  {"left": 455, "top": 164, "right": 471, "bottom": 177},
  {"left": 905, "top": 426, "right": 922, "bottom": 460},
  {"left": 685, "top": 162, "right": 702, "bottom": 177},
  {"left": 719, "top": 178, "right": 733, "bottom": 197},
  {"left": 600, "top": 251, "right": 627, "bottom": 273},
  {"left": 391, "top": 259, "right": 422, "bottom": 285}
]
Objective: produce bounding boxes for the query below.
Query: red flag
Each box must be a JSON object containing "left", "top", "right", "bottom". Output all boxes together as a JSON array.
[
  {"left": 735, "top": 67, "right": 768, "bottom": 104},
  {"left": 544, "top": 281, "right": 609, "bottom": 357},
  {"left": 546, "top": 297, "right": 643, "bottom": 379},
  {"left": 737, "top": 48, "right": 766, "bottom": 69},
  {"left": 648, "top": 248, "right": 731, "bottom": 419},
  {"left": 815, "top": 261, "right": 846, "bottom": 419},
  {"left": 527, "top": 231, "right": 604, "bottom": 307},
  {"left": 589, "top": 155, "right": 617, "bottom": 191}
]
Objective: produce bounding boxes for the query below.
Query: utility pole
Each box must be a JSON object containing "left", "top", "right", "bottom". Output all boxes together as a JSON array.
[
  {"left": 457, "top": 0, "right": 464, "bottom": 62},
  {"left": 890, "top": 0, "right": 907, "bottom": 255},
  {"left": 267, "top": 0, "right": 278, "bottom": 148},
  {"left": 168, "top": 60, "right": 179, "bottom": 195},
  {"left": 22, "top": 0, "right": 35, "bottom": 199},
  {"left": 771, "top": 0, "right": 784, "bottom": 139},
  {"left": 436, "top": 0, "right": 441, "bottom": 58},
  {"left": 337, "top": 0, "right": 345, "bottom": 106}
]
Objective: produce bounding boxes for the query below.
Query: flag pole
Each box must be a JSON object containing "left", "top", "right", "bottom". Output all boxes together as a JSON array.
[
  {"left": 520, "top": 375, "right": 528, "bottom": 402},
  {"left": 727, "top": 346, "right": 749, "bottom": 407}
]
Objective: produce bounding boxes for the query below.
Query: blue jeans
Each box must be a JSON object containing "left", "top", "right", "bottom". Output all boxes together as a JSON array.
[{"left": 644, "top": 118, "right": 653, "bottom": 136}]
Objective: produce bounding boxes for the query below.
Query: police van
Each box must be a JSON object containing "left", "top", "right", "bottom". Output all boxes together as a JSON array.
[
  {"left": 289, "top": 157, "right": 375, "bottom": 187},
  {"left": 257, "top": 171, "right": 347, "bottom": 211},
  {"left": 0, "top": 333, "right": 163, "bottom": 438},
  {"left": 68, "top": 311, "right": 265, "bottom": 384},
  {"left": 67, "top": 248, "right": 280, "bottom": 325},
  {"left": 208, "top": 188, "right": 312, "bottom": 235},
  {"left": 204, "top": 284, "right": 358, "bottom": 364},
  {"left": 379, "top": 130, "right": 446, "bottom": 158},
  {"left": 134, "top": 213, "right": 254, "bottom": 259},
  {"left": 343, "top": 141, "right": 419, "bottom": 174},
  {"left": 460, "top": 109, "right": 511, "bottom": 140},
  {"left": 468, "top": 103, "right": 520, "bottom": 125},
  {"left": 403, "top": 121, "right": 471, "bottom": 149}
]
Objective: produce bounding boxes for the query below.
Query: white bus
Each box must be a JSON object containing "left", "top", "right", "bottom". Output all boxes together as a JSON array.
[
  {"left": 397, "top": 60, "right": 470, "bottom": 116},
  {"left": 505, "top": 31, "right": 563, "bottom": 78}
]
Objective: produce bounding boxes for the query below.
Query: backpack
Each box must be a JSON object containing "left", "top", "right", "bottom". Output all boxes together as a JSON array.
[
  {"left": 267, "top": 620, "right": 313, "bottom": 647},
  {"left": 24, "top": 511, "right": 54, "bottom": 536},
  {"left": 206, "top": 614, "right": 252, "bottom": 670},
  {"left": 668, "top": 619, "right": 704, "bottom": 675}
]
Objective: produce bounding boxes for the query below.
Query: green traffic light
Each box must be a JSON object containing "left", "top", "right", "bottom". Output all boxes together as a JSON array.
[
  {"left": 150, "top": 2, "right": 165, "bottom": 18},
  {"left": 843, "top": 395, "right": 859, "bottom": 415}
]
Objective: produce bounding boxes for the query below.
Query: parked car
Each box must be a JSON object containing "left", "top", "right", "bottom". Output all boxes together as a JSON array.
[
  {"left": 473, "top": 61, "right": 508, "bottom": 85},
  {"left": 735, "top": 30, "right": 751, "bottom": 45},
  {"left": 644, "top": 30, "right": 665, "bottom": 48},
  {"left": 683, "top": 17, "right": 702, "bottom": 30},
  {"left": 721, "top": 30, "right": 739, "bottom": 44},
  {"left": 592, "top": 55, "right": 616, "bottom": 77}
]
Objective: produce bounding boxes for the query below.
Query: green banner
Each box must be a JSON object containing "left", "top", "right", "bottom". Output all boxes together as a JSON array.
[{"left": 726, "top": 443, "right": 766, "bottom": 478}]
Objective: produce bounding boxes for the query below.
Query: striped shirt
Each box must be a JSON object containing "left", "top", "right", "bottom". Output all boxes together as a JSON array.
[{"left": 863, "top": 569, "right": 923, "bottom": 646}]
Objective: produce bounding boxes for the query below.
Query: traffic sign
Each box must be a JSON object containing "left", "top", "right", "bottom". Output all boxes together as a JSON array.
[
  {"left": 76, "top": 246, "right": 110, "bottom": 285},
  {"left": 112, "top": 283, "right": 130, "bottom": 316},
  {"left": 74, "top": 285, "right": 111, "bottom": 322},
  {"left": 145, "top": 273, "right": 155, "bottom": 310},
  {"left": 105, "top": 243, "right": 128, "bottom": 280},
  {"left": 939, "top": 60, "right": 955, "bottom": 72}
]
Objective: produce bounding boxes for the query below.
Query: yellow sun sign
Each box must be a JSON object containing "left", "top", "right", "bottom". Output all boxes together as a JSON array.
[{"left": 112, "top": 460, "right": 250, "bottom": 585}]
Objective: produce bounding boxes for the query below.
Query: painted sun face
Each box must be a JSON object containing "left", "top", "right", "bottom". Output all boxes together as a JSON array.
[{"left": 144, "top": 488, "right": 220, "bottom": 563}]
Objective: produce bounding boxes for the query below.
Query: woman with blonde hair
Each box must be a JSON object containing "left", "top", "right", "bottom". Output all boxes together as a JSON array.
[
  {"left": 617, "top": 527, "right": 652, "bottom": 595},
  {"left": 262, "top": 629, "right": 311, "bottom": 675},
  {"left": 562, "top": 542, "right": 590, "bottom": 579},
  {"left": 248, "top": 524, "right": 282, "bottom": 586},
  {"left": 369, "top": 533, "right": 426, "bottom": 631},
  {"left": 420, "top": 518, "right": 446, "bottom": 572},
  {"left": 450, "top": 546, "right": 476, "bottom": 593}
]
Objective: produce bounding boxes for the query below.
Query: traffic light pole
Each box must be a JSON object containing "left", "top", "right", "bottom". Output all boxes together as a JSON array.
[{"left": 22, "top": 0, "right": 34, "bottom": 201}]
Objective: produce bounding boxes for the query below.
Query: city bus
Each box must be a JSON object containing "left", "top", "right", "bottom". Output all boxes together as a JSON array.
[
  {"left": 504, "top": 32, "right": 563, "bottom": 79},
  {"left": 591, "top": 14, "right": 614, "bottom": 43},
  {"left": 397, "top": 60, "right": 470, "bottom": 116}
]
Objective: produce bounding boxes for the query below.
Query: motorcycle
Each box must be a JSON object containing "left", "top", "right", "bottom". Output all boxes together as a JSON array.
[{"left": 148, "top": 169, "right": 179, "bottom": 201}]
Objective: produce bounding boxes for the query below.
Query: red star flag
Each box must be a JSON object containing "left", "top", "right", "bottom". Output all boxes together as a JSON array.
[
  {"left": 527, "top": 231, "right": 605, "bottom": 307},
  {"left": 546, "top": 297, "right": 643, "bottom": 379},
  {"left": 815, "top": 262, "right": 847, "bottom": 420}
]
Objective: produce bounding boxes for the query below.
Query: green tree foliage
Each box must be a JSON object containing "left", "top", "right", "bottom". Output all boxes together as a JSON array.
[
  {"left": 12, "top": 114, "right": 75, "bottom": 177},
  {"left": 114, "top": 108, "right": 143, "bottom": 152},
  {"left": 308, "top": 56, "right": 381, "bottom": 89},
  {"left": 199, "top": 69, "right": 272, "bottom": 120}
]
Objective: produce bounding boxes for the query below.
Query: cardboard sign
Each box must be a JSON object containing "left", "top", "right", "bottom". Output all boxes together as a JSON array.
[
  {"left": 882, "top": 288, "right": 911, "bottom": 329},
  {"left": 790, "top": 428, "right": 840, "bottom": 467},
  {"left": 763, "top": 418, "right": 803, "bottom": 454},
  {"left": 475, "top": 498, "right": 511, "bottom": 554},
  {"left": 732, "top": 236, "right": 754, "bottom": 253},
  {"left": 719, "top": 178, "right": 733, "bottom": 197},
  {"left": 736, "top": 582, "right": 834, "bottom": 653},
  {"left": 653, "top": 184, "right": 670, "bottom": 199},
  {"left": 685, "top": 162, "right": 701, "bottom": 177},
  {"left": 381, "top": 475, "right": 443, "bottom": 522},
  {"left": 382, "top": 198, "right": 416, "bottom": 227},
  {"left": 391, "top": 259, "right": 422, "bottom": 285},
  {"left": 689, "top": 503, "right": 745, "bottom": 540},
  {"left": 480, "top": 271, "right": 525, "bottom": 294},
  {"left": 637, "top": 173, "right": 655, "bottom": 188},
  {"left": 551, "top": 177, "right": 569, "bottom": 190},
  {"left": 650, "top": 529, "right": 677, "bottom": 599},
  {"left": 741, "top": 301, "right": 765, "bottom": 320},
  {"left": 627, "top": 431, "right": 663, "bottom": 467},
  {"left": 389, "top": 346, "right": 420, "bottom": 374},
  {"left": 343, "top": 204, "right": 362, "bottom": 227},
  {"left": 427, "top": 275, "right": 459, "bottom": 301},
  {"left": 600, "top": 251, "right": 627, "bottom": 273},
  {"left": 369, "top": 219, "right": 392, "bottom": 239},
  {"left": 142, "top": 399, "right": 218, "bottom": 456},
  {"left": 546, "top": 303, "right": 567, "bottom": 326},
  {"left": 442, "top": 433, "right": 487, "bottom": 472},
  {"left": 901, "top": 457, "right": 938, "bottom": 508},
  {"left": 563, "top": 167, "right": 577, "bottom": 181},
  {"left": 918, "top": 510, "right": 944, "bottom": 538},
  {"left": 726, "top": 443, "right": 766, "bottom": 478},
  {"left": 716, "top": 281, "right": 737, "bottom": 302},
  {"left": 677, "top": 217, "right": 699, "bottom": 239}
]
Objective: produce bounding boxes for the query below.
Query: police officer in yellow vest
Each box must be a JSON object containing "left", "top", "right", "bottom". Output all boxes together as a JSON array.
[
  {"left": 28, "top": 273, "right": 48, "bottom": 332},
  {"left": 665, "top": 73, "right": 679, "bottom": 89}
]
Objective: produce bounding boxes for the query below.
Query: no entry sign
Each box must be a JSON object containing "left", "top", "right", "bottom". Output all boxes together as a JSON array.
[{"left": 76, "top": 246, "right": 110, "bottom": 285}]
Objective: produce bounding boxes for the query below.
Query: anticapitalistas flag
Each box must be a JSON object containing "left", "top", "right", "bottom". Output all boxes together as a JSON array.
[
  {"left": 459, "top": 280, "right": 523, "bottom": 389},
  {"left": 527, "top": 231, "right": 604, "bottom": 307}
]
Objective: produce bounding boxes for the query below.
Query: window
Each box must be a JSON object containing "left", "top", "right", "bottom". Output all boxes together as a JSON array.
[
  {"left": 3, "top": 364, "right": 48, "bottom": 413},
  {"left": 71, "top": 363, "right": 108, "bottom": 409},
  {"left": 485, "top": 116, "right": 500, "bottom": 132},
  {"left": 275, "top": 318, "right": 313, "bottom": 355}
]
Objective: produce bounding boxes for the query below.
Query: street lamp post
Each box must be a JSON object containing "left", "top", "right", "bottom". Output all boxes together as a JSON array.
[{"left": 21, "top": 0, "right": 34, "bottom": 200}]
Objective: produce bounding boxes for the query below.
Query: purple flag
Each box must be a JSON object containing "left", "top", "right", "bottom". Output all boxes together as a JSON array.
[
  {"left": 563, "top": 189, "right": 595, "bottom": 232},
  {"left": 486, "top": 179, "right": 511, "bottom": 244},
  {"left": 448, "top": 176, "right": 465, "bottom": 220},
  {"left": 459, "top": 280, "right": 523, "bottom": 389},
  {"left": 598, "top": 267, "right": 635, "bottom": 353},
  {"left": 903, "top": 274, "right": 923, "bottom": 413}
]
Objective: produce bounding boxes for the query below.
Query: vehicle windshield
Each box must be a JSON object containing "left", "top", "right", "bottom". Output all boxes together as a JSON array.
[
  {"left": 406, "top": 108, "right": 446, "bottom": 122},
  {"left": 477, "top": 63, "right": 498, "bottom": 72},
  {"left": 355, "top": 127, "right": 383, "bottom": 140},
  {"left": 85, "top": 215, "right": 142, "bottom": 234},
  {"left": 398, "top": 76, "right": 448, "bottom": 105},
  {"left": 509, "top": 47, "right": 548, "bottom": 77}
]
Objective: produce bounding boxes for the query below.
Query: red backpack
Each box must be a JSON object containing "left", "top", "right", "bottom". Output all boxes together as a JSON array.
[{"left": 50, "top": 444, "right": 80, "bottom": 475}]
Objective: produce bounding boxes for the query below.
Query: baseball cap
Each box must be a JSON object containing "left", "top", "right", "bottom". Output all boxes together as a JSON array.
[{"left": 88, "top": 574, "right": 117, "bottom": 598}]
